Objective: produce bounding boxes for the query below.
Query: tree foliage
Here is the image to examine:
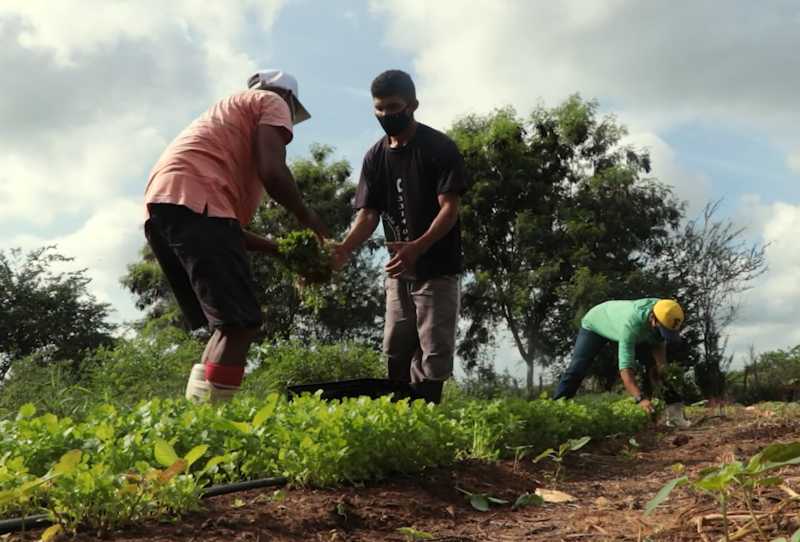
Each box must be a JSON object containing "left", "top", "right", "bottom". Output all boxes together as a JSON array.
[
  {"left": 0, "top": 246, "right": 115, "bottom": 381},
  {"left": 653, "top": 202, "right": 767, "bottom": 396},
  {"left": 451, "top": 96, "right": 682, "bottom": 395}
]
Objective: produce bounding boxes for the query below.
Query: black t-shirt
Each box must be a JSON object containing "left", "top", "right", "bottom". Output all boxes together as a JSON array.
[{"left": 354, "top": 123, "right": 468, "bottom": 280}]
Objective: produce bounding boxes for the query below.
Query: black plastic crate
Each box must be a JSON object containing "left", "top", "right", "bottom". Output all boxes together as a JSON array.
[{"left": 286, "top": 378, "right": 422, "bottom": 402}]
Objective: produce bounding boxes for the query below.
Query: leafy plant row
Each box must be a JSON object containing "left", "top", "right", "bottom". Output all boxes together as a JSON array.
[{"left": 0, "top": 393, "right": 648, "bottom": 533}]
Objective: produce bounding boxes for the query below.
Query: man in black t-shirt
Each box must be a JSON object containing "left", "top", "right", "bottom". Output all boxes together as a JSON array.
[{"left": 333, "top": 70, "right": 468, "bottom": 404}]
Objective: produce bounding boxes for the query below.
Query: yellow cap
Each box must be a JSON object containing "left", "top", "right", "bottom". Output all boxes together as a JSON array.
[{"left": 654, "top": 299, "right": 684, "bottom": 330}]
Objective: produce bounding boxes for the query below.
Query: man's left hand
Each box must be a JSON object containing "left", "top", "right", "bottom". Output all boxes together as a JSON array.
[{"left": 385, "top": 241, "right": 424, "bottom": 278}]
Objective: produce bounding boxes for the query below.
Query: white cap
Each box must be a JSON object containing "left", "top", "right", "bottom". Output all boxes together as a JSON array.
[{"left": 247, "top": 69, "right": 311, "bottom": 124}]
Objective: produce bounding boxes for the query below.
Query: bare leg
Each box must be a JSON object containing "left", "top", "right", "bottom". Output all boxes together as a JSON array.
[
  {"left": 204, "top": 326, "right": 259, "bottom": 367},
  {"left": 186, "top": 326, "right": 259, "bottom": 402}
]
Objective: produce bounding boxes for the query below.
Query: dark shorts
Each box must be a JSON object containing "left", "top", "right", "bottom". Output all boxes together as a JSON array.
[{"left": 144, "top": 203, "right": 263, "bottom": 330}]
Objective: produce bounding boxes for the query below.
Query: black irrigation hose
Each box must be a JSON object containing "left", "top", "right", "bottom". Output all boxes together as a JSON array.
[
  {"left": 0, "top": 514, "right": 49, "bottom": 534},
  {"left": 201, "top": 475, "right": 288, "bottom": 498},
  {"left": 0, "top": 476, "right": 289, "bottom": 535}
]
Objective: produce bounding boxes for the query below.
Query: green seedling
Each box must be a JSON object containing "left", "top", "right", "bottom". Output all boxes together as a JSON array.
[
  {"left": 512, "top": 492, "right": 544, "bottom": 509},
  {"left": 646, "top": 441, "right": 800, "bottom": 542},
  {"left": 533, "top": 436, "right": 591, "bottom": 487},
  {"left": 0, "top": 392, "right": 648, "bottom": 531},
  {"left": 508, "top": 444, "right": 535, "bottom": 471},
  {"left": 397, "top": 526, "right": 434, "bottom": 541},
  {"left": 620, "top": 437, "right": 640, "bottom": 461},
  {"left": 456, "top": 486, "right": 509, "bottom": 512}
]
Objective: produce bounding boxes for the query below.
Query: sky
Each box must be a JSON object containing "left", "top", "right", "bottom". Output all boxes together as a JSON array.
[{"left": 2, "top": 1, "right": 799, "bottom": 379}]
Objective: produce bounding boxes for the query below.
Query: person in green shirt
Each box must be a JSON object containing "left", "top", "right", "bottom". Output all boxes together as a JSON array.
[{"left": 553, "top": 298, "right": 685, "bottom": 415}]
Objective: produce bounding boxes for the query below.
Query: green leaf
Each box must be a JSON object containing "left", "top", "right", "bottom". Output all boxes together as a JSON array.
[
  {"left": 645, "top": 476, "right": 688, "bottom": 515},
  {"left": 513, "top": 492, "right": 544, "bottom": 509},
  {"left": 95, "top": 423, "right": 114, "bottom": 441},
  {"left": 252, "top": 394, "right": 279, "bottom": 428},
  {"left": 201, "top": 455, "right": 227, "bottom": 475},
  {"left": 230, "top": 421, "right": 252, "bottom": 434},
  {"left": 184, "top": 445, "right": 209, "bottom": 470},
  {"left": 487, "top": 496, "right": 509, "bottom": 505},
  {"left": 567, "top": 436, "right": 591, "bottom": 452},
  {"left": 758, "top": 476, "right": 784, "bottom": 487},
  {"left": 761, "top": 442, "right": 800, "bottom": 464},
  {"left": 533, "top": 448, "right": 555, "bottom": 463},
  {"left": 40, "top": 524, "right": 64, "bottom": 542},
  {"left": 154, "top": 439, "right": 179, "bottom": 468},
  {"left": 53, "top": 449, "right": 82, "bottom": 475},
  {"left": 469, "top": 494, "right": 490, "bottom": 512},
  {"left": 791, "top": 528, "right": 800, "bottom": 542},
  {"left": 0, "top": 489, "right": 15, "bottom": 507},
  {"left": 396, "top": 527, "right": 434, "bottom": 540},
  {"left": 18, "top": 403, "right": 36, "bottom": 419}
]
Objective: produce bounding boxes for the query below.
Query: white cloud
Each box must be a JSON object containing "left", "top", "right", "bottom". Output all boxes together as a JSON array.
[
  {"left": 371, "top": 1, "right": 800, "bottom": 135},
  {"left": 0, "top": 1, "right": 285, "bottom": 322},
  {"left": 0, "top": 0, "right": 284, "bottom": 227},
  {"left": 5, "top": 198, "right": 145, "bottom": 324},
  {"left": 788, "top": 148, "right": 800, "bottom": 175},
  {"left": 624, "top": 130, "right": 712, "bottom": 215},
  {"left": 727, "top": 199, "right": 800, "bottom": 360}
]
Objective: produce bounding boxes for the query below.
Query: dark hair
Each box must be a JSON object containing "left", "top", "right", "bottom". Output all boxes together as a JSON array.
[{"left": 370, "top": 70, "right": 416, "bottom": 102}]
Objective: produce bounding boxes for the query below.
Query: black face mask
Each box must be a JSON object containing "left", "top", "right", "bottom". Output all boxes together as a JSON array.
[{"left": 376, "top": 109, "right": 413, "bottom": 136}]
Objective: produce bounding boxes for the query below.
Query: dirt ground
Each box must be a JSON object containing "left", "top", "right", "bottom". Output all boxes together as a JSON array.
[{"left": 8, "top": 404, "right": 800, "bottom": 541}]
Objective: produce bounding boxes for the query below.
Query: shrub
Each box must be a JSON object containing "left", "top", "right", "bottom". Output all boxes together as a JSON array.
[
  {"left": 0, "top": 356, "right": 89, "bottom": 419},
  {"left": 82, "top": 325, "right": 201, "bottom": 408}
]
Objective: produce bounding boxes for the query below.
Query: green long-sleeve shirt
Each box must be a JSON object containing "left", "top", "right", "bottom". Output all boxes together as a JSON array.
[{"left": 581, "top": 298, "right": 663, "bottom": 370}]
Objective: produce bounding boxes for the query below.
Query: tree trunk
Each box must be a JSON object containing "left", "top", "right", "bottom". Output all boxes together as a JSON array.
[{"left": 526, "top": 359, "right": 535, "bottom": 399}]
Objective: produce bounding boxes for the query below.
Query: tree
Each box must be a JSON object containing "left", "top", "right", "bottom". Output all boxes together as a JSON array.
[
  {"left": 0, "top": 246, "right": 115, "bottom": 381},
  {"left": 122, "top": 144, "right": 384, "bottom": 345},
  {"left": 451, "top": 96, "right": 683, "bottom": 397},
  {"left": 655, "top": 201, "right": 767, "bottom": 396}
]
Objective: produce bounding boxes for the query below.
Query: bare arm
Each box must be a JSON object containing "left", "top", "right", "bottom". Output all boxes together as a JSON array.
[
  {"left": 619, "top": 368, "right": 644, "bottom": 399},
  {"left": 242, "top": 230, "right": 278, "bottom": 255},
  {"left": 620, "top": 368, "right": 654, "bottom": 414},
  {"left": 333, "top": 209, "right": 380, "bottom": 269},
  {"left": 417, "top": 193, "right": 460, "bottom": 252},
  {"left": 651, "top": 341, "right": 667, "bottom": 378},
  {"left": 254, "top": 125, "right": 329, "bottom": 238},
  {"left": 385, "top": 193, "right": 460, "bottom": 277}
]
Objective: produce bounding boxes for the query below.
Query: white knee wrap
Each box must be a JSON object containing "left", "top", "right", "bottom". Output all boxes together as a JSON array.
[{"left": 185, "top": 364, "right": 239, "bottom": 403}]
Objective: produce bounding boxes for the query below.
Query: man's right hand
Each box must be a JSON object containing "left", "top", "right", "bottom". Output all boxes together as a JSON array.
[
  {"left": 638, "top": 398, "right": 655, "bottom": 415},
  {"left": 331, "top": 243, "right": 352, "bottom": 271}
]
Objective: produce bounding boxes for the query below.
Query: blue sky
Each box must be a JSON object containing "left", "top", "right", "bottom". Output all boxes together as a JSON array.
[{"left": 1, "top": 1, "right": 798, "bottom": 379}]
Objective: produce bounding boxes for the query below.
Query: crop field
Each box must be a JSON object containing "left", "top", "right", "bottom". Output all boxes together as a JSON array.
[{"left": 2, "top": 397, "right": 800, "bottom": 541}]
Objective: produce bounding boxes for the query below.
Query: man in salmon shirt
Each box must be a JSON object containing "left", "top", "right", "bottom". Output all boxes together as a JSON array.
[
  {"left": 553, "top": 298, "right": 690, "bottom": 426},
  {"left": 144, "top": 69, "right": 329, "bottom": 402}
]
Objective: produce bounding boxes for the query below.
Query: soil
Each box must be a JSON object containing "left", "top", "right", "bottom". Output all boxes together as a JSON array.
[{"left": 8, "top": 404, "right": 800, "bottom": 541}]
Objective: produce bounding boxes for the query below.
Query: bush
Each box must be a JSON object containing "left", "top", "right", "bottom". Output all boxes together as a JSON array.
[
  {"left": 448, "top": 370, "right": 528, "bottom": 401},
  {"left": 83, "top": 324, "right": 201, "bottom": 407},
  {"left": 0, "top": 325, "right": 202, "bottom": 419},
  {"left": 0, "top": 355, "right": 91, "bottom": 419},
  {"left": 242, "top": 340, "right": 386, "bottom": 395}
]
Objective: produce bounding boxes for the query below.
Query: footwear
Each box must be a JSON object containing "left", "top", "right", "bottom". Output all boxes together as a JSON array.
[
  {"left": 411, "top": 380, "right": 444, "bottom": 404},
  {"left": 665, "top": 402, "right": 691, "bottom": 428},
  {"left": 185, "top": 364, "right": 238, "bottom": 403}
]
